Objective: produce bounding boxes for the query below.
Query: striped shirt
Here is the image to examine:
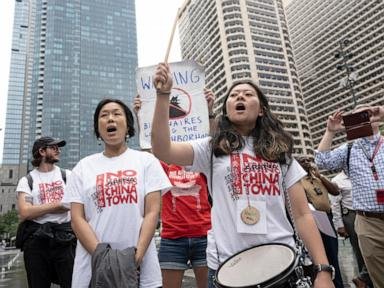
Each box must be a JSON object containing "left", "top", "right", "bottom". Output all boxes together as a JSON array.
[{"left": 315, "top": 133, "right": 384, "bottom": 212}]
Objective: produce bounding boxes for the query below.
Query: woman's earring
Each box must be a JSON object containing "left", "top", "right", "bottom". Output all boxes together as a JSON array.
[{"left": 97, "top": 137, "right": 102, "bottom": 146}]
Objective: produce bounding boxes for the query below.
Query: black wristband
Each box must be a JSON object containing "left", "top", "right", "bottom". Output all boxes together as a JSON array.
[{"left": 156, "top": 90, "right": 171, "bottom": 95}]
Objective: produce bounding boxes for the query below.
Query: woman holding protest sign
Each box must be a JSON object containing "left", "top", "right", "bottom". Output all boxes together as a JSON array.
[
  {"left": 134, "top": 90, "right": 214, "bottom": 288},
  {"left": 151, "top": 63, "right": 335, "bottom": 288},
  {"left": 63, "top": 98, "right": 171, "bottom": 287}
]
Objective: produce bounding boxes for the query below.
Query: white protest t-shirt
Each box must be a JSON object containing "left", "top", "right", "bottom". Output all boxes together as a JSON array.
[
  {"left": 16, "top": 166, "right": 71, "bottom": 224},
  {"left": 63, "top": 149, "right": 171, "bottom": 288},
  {"left": 189, "top": 137, "right": 306, "bottom": 270}
]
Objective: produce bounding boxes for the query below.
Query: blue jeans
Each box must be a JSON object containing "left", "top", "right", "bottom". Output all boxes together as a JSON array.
[
  {"left": 158, "top": 237, "right": 207, "bottom": 270},
  {"left": 208, "top": 268, "right": 217, "bottom": 288}
]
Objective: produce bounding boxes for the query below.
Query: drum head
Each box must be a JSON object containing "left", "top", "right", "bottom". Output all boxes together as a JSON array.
[{"left": 216, "top": 244, "right": 295, "bottom": 288}]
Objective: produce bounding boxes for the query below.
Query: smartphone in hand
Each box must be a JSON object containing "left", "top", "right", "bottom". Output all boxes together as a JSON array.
[{"left": 342, "top": 110, "right": 373, "bottom": 140}]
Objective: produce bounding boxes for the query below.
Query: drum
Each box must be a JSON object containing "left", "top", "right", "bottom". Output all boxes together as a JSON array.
[{"left": 215, "top": 243, "right": 300, "bottom": 288}]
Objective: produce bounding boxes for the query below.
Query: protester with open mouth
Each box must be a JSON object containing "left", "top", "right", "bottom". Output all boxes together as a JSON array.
[
  {"left": 151, "top": 62, "right": 335, "bottom": 288},
  {"left": 63, "top": 98, "right": 171, "bottom": 288}
]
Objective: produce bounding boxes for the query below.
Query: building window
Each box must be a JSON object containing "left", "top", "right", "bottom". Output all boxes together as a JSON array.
[{"left": 9, "top": 169, "right": 13, "bottom": 179}]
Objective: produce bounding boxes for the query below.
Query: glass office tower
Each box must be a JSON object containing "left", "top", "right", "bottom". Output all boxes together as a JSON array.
[
  {"left": 3, "top": 0, "right": 138, "bottom": 170},
  {"left": 2, "top": 0, "right": 32, "bottom": 166}
]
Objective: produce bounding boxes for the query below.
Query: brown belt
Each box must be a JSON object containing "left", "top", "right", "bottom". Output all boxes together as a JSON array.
[{"left": 356, "top": 210, "right": 384, "bottom": 220}]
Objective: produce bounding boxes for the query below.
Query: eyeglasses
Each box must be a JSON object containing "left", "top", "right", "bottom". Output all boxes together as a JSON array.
[{"left": 46, "top": 146, "right": 60, "bottom": 152}]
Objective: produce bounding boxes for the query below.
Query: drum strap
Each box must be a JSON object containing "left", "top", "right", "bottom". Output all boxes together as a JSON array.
[
  {"left": 281, "top": 157, "right": 313, "bottom": 287},
  {"left": 280, "top": 157, "right": 302, "bottom": 246}
]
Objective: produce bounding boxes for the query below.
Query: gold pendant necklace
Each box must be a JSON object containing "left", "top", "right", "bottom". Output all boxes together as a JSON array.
[{"left": 241, "top": 205, "right": 260, "bottom": 225}]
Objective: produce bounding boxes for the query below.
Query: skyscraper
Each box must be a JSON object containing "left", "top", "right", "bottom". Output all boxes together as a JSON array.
[
  {"left": 286, "top": 0, "right": 384, "bottom": 147},
  {"left": 2, "top": 0, "right": 32, "bottom": 166},
  {"left": 0, "top": 0, "right": 34, "bottom": 214},
  {"left": 3, "top": 0, "right": 138, "bottom": 170},
  {"left": 178, "top": 0, "right": 312, "bottom": 156}
]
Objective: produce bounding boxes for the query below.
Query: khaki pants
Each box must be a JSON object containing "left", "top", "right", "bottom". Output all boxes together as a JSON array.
[{"left": 355, "top": 214, "right": 384, "bottom": 288}]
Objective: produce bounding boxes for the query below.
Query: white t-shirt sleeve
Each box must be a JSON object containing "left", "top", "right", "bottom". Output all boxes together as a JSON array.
[
  {"left": 284, "top": 159, "right": 307, "bottom": 189},
  {"left": 16, "top": 176, "right": 32, "bottom": 196},
  {"left": 62, "top": 163, "right": 85, "bottom": 204},
  {"left": 189, "top": 137, "right": 212, "bottom": 174},
  {"left": 64, "top": 169, "right": 72, "bottom": 179},
  {"left": 144, "top": 154, "right": 172, "bottom": 195}
]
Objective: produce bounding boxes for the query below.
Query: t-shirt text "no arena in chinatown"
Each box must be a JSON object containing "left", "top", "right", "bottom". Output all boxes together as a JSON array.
[{"left": 95, "top": 169, "right": 138, "bottom": 207}]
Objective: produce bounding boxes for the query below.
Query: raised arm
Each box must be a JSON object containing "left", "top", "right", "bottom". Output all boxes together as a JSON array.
[
  {"left": 151, "top": 63, "right": 194, "bottom": 166},
  {"left": 318, "top": 111, "right": 344, "bottom": 152},
  {"left": 204, "top": 88, "right": 217, "bottom": 134}
]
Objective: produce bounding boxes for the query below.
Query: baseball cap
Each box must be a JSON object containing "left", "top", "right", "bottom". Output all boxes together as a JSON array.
[{"left": 32, "top": 136, "right": 66, "bottom": 155}]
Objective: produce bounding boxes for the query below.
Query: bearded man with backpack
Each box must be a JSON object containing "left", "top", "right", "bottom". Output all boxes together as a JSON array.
[{"left": 16, "top": 136, "right": 76, "bottom": 288}]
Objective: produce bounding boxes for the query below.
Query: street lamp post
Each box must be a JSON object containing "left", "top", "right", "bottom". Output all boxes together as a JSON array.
[{"left": 334, "top": 39, "right": 358, "bottom": 108}]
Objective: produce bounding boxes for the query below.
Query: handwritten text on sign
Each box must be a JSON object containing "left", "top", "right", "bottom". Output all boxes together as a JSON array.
[{"left": 136, "top": 60, "right": 209, "bottom": 149}]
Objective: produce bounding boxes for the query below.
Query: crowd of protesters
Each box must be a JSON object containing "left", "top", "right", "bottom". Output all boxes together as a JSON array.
[{"left": 14, "top": 63, "right": 384, "bottom": 287}]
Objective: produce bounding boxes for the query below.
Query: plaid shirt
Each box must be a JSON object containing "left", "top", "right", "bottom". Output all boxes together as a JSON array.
[{"left": 315, "top": 133, "right": 384, "bottom": 212}]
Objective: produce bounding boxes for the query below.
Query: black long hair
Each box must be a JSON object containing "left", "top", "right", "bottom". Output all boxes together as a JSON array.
[
  {"left": 211, "top": 80, "right": 293, "bottom": 163},
  {"left": 93, "top": 98, "right": 135, "bottom": 140}
]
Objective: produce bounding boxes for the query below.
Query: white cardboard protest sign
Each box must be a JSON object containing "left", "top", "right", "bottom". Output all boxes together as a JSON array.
[{"left": 136, "top": 60, "right": 209, "bottom": 149}]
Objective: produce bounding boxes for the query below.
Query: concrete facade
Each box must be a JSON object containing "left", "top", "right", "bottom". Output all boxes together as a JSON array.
[
  {"left": 178, "top": 0, "right": 313, "bottom": 156},
  {"left": 286, "top": 0, "right": 384, "bottom": 148}
]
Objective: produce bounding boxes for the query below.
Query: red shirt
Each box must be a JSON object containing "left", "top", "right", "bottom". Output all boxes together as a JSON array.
[{"left": 160, "top": 162, "right": 211, "bottom": 239}]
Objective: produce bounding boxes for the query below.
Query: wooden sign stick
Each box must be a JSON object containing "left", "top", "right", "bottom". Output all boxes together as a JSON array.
[
  {"left": 164, "top": 8, "right": 180, "bottom": 63},
  {"left": 157, "top": 8, "right": 180, "bottom": 89}
]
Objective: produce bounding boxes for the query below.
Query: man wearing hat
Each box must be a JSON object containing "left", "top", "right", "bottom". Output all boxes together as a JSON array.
[{"left": 16, "top": 136, "right": 75, "bottom": 288}]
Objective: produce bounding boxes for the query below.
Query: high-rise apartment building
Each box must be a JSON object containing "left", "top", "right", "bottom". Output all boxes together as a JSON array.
[
  {"left": 286, "top": 0, "right": 384, "bottom": 147},
  {"left": 178, "top": 0, "right": 312, "bottom": 155}
]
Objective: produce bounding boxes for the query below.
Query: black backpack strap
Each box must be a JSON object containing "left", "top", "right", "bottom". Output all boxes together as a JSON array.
[
  {"left": 26, "top": 173, "right": 33, "bottom": 191},
  {"left": 60, "top": 168, "right": 67, "bottom": 184},
  {"left": 25, "top": 168, "right": 66, "bottom": 191},
  {"left": 346, "top": 142, "right": 353, "bottom": 174}
]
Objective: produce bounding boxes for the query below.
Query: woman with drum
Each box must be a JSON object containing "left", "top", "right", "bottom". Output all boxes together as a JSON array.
[{"left": 151, "top": 63, "right": 335, "bottom": 288}]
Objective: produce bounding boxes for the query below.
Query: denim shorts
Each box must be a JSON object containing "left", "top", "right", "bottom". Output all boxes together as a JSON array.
[{"left": 158, "top": 237, "right": 208, "bottom": 270}]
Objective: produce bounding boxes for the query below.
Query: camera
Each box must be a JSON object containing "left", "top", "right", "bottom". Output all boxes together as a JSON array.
[{"left": 342, "top": 110, "right": 373, "bottom": 140}]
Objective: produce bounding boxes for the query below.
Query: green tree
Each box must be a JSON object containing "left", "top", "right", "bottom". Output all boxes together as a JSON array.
[{"left": 0, "top": 210, "right": 19, "bottom": 238}]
